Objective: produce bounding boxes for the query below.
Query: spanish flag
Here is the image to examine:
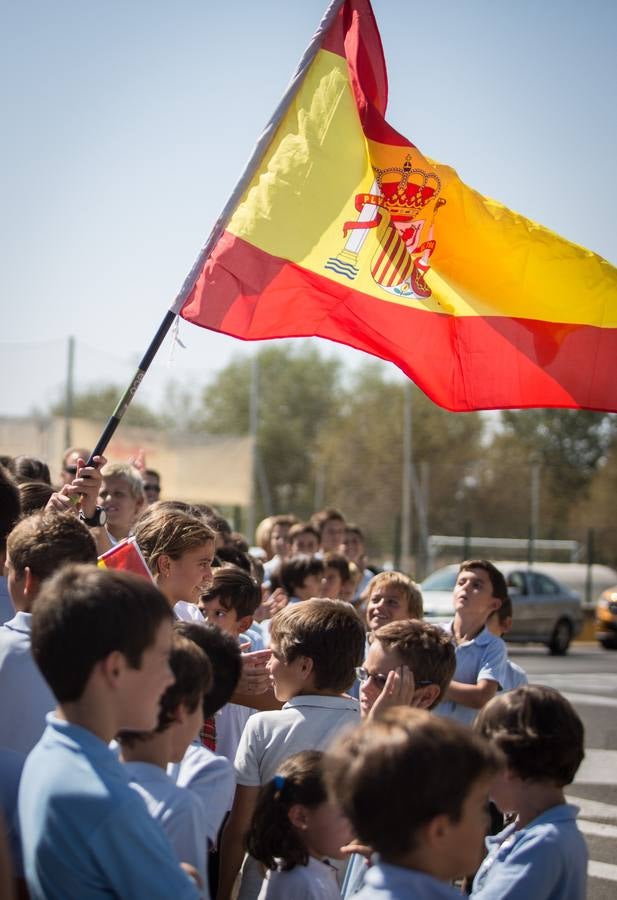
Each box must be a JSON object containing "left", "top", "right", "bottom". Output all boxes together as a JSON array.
[
  {"left": 176, "top": 0, "right": 617, "bottom": 412},
  {"left": 97, "top": 537, "right": 153, "bottom": 583}
]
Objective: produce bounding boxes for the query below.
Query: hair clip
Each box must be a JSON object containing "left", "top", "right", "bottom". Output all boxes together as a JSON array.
[{"left": 273, "top": 774, "right": 286, "bottom": 792}]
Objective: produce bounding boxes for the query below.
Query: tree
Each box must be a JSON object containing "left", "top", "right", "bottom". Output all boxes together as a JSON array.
[
  {"left": 197, "top": 343, "right": 342, "bottom": 521},
  {"left": 51, "top": 384, "right": 162, "bottom": 428}
]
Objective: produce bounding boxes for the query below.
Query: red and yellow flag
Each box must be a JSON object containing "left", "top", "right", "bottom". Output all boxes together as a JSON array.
[
  {"left": 177, "top": 0, "right": 617, "bottom": 412},
  {"left": 97, "top": 537, "right": 153, "bottom": 582}
]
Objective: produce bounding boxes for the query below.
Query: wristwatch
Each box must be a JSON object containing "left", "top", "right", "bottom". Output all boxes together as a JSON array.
[{"left": 79, "top": 506, "right": 107, "bottom": 527}]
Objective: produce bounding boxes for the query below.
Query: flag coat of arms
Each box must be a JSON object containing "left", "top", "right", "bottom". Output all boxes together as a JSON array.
[{"left": 176, "top": 0, "right": 617, "bottom": 412}]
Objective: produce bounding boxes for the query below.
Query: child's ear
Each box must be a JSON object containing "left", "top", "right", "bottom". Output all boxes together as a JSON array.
[
  {"left": 297, "top": 655, "right": 314, "bottom": 682},
  {"left": 98, "top": 650, "right": 127, "bottom": 688},
  {"left": 413, "top": 684, "right": 441, "bottom": 710},
  {"left": 237, "top": 614, "right": 254, "bottom": 634},
  {"left": 23, "top": 566, "right": 40, "bottom": 599},
  {"left": 424, "top": 812, "right": 451, "bottom": 849},
  {"left": 157, "top": 554, "right": 171, "bottom": 577},
  {"left": 287, "top": 803, "right": 309, "bottom": 830}
]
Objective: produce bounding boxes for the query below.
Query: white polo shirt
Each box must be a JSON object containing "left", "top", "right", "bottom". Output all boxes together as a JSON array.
[
  {"left": 0, "top": 611, "right": 55, "bottom": 754},
  {"left": 167, "top": 740, "right": 235, "bottom": 843},
  {"left": 435, "top": 622, "right": 507, "bottom": 726},
  {"left": 234, "top": 694, "right": 360, "bottom": 786}
]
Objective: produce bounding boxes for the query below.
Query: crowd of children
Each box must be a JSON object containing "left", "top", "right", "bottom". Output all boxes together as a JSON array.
[{"left": 0, "top": 451, "right": 588, "bottom": 899}]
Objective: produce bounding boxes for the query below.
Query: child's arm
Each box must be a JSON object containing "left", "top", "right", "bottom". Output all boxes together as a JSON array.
[
  {"left": 443, "top": 678, "right": 499, "bottom": 709},
  {"left": 217, "top": 784, "right": 260, "bottom": 900}
]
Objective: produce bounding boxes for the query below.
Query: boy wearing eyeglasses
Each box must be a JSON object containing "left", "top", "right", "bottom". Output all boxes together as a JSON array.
[{"left": 343, "top": 619, "right": 456, "bottom": 897}]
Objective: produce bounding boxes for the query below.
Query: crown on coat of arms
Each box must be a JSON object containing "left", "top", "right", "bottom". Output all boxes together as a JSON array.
[{"left": 374, "top": 155, "right": 441, "bottom": 219}]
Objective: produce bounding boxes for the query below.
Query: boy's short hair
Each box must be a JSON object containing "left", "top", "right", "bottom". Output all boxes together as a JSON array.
[
  {"left": 118, "top": 633, "right": 211, "bottom": 746},
  {"left": 133, "top": 509, "right": 215, "bottom": 574},
  {"left": 31, "top": 566, "right": 173, "bottom": 703},
  {"left": 288, "top": 523, "right": 320, "bottom": 544},
  {"left": 345, "top": 523, "right": 365, "bottom": 541},
  {"left": 101, "top": 463, "right": 146, "bottom": 501},
  {"left": 367, "top": 571, "right": 423, "bottom": 619},
  {"left": 270, "top": 598, "right": 365, "bottom": 693},
  {"left": 14, "top": 456, "right": 52, "bottom": 485},
  {"left": 7, "top": 511, "right": 97, "bottom": 580},
  {"left": 214, "top": 545, "right": 252, "bottom": 572},
  {"left": 200, "top": 565, "right": 261, "bottom": 618},
  {"left": 174, "top": 621, "right": 242, "bottom": 718},
  {"left": 204, "top": 511, "right": 232, "bottom": 541},
  {"left": 459, "top": 559, "right": 508, "bottom": 604},
  {"left": 310, "top": 507, "right": 346, "bottom": 536},
  {"left": 0, "top": 464, "right": 21, "bottom": 557},
  {"left": 18, "top": 481, "right": 55, "bottom": 517},
  {"left": 373, "top": 620, "right": 456, "bottom": 708},
  {"left": 279, "top": 555, "right": 325, "bottom": 596},
  {"left": 325, "top": 707, "right": 503, "bottom": 860},
  {"left": 492, "top": 592, "right": 513, "bottom": 625},
  {"left": 323, "top": 551, "right": 350, "bottom": 583},
  {"left": 475, "top": 685, "right": 584, "bottom": 787}
]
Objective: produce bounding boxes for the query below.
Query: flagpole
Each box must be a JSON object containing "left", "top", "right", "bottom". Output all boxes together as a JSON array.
[{"left": 86, "top": 0, "right": 345, "bottom": 465}]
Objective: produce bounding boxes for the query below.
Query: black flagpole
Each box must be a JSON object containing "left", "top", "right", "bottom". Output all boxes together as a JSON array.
[{"left": 85, "top": 309, "right": 176, "bottom": 465}]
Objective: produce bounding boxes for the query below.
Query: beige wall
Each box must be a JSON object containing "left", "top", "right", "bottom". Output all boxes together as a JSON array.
[{"left": 1, "top": 416, "right": 252, "bottom": 507}]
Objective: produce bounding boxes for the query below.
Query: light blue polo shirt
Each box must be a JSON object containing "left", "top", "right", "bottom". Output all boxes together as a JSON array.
[
  {"left": 435, "top": 621, "right": 507, "bottom": 726},
  {"left": 0, "top": 611, "right": 56, "bottom": 753},
  {"left": 0, "top": 575, "right": 14, "bottom": 625},
  {"left": 355, "top": 860, "right": 462, "bottom": 899},
  {"left": 19, "top": 715, "right": 200, "bottom": 900},
  {"left": 471, "top": 803, "right": 587, "bottom": 899}
]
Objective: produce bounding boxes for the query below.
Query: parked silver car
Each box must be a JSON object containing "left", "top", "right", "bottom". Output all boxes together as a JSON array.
[{"left": 420, "top": 562, "right": 583, "bottom": 655}]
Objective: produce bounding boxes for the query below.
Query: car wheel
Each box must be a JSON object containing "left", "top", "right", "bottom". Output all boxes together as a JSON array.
[
  {"left": 548, "top": 619, "right": 572, "bottom": 655},
  {"left": 599, "top": 637, "right": 617, "bottom": 651}
]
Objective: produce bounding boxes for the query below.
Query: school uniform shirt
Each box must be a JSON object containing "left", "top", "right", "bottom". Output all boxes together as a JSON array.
[
  {"left": 0, "top": 611, "right": 55, "bottom": 754},
  {"left": 167, "top": 740, "right": 235, "bottom": 843},
  {"left": 501, "top": 659, "right": 529, "bottom": 692},
  {"left": 234, "top": 694, "right": 360, "bottom": 786},
  {"left": 354, "top": 860, "right": 462, "bottom": 899},
  {"left": 471, "top": 803, "right": 587, "bottom": 900},
  {"left": 0, "top": 575, "right": 14, "bottom": 626},
  {"left": 257, "top": 857, "right": 341, "bottom": 900},
  {"left": 0, "top": 746, "right": 25, "bottom": 876},
  {"left": 435, "top": 622, "right": 507, "bottom": 726},
  {"left": 19, "top": 715, "right": 200, "bottom": 900},
  {"left": 124, "top": 761, "right": 209, "bottom": 896}
]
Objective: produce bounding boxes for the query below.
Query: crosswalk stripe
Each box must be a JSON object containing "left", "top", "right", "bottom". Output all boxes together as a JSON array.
[
  {"left": 561, "top": 691, "right": 617, "bottom": 708},
  {"left": 578, "top": 819, "right": 617, "bottom": 839},
  {"left": 567, "top": 795, "right": 617, "bottom": 822},
  {"left": 588, "top": 860, "right": 617, "bottom": 883}
]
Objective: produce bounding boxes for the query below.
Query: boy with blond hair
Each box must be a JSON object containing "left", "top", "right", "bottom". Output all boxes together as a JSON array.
[
  {"left": 99, "top": 462, "right": 146, "bottom": 543},
  {"left": 218, "top": 599, "right": 365, "bottom": 900},
  {"left": 326, "top": 707, "right": 503, "bottom": 900},
  {"left": 364, "top": 571, "right": 423, "bottom": 634}
]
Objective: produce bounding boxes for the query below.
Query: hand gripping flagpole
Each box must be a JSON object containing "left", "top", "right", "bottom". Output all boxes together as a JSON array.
[{"left": 85, "top": 0, "right": 346, "bottom": 466}]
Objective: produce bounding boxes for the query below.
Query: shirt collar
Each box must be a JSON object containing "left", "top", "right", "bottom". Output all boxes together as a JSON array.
[
  {"left": 445, "top": 620, "right": 493, "bottom": 645},
  {"left": 283, "top": 694, "right": 359, "bottom": 711},
  {"left": 486, "top": 803, "right": 580, "bottom": 851},
  {"left": 3, "top": 610, "right": 32, "bottom": 633}
]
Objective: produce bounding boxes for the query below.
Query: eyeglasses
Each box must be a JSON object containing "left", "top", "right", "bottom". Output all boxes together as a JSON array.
[
  {"left": 144, "top": 484, "right": 161, "bottom": 493},
  {"left": 354, "top": 666, "right": 433, "bottom": 687}
]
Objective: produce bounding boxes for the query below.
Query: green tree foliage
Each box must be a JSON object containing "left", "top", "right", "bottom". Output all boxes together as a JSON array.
[
  {"left": 51, "top": 384, "right": 162, "bottom": 428},
  {"left": 197, "top": 343, "right": 342, "bottom": 520}
]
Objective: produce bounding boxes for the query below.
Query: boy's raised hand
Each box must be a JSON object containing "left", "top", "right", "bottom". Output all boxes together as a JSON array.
[
  {"left": 367, "top": 665, "right": 416, "bottom": 720},
  {"left": 236, "top": 648, "right": 272, "bottom": 696},
  {"left": 253, "top": 587, "right": 288, "bottom": 623}
]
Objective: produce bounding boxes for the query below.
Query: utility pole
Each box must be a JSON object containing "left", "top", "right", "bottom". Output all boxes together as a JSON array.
[
  {"left": 400, "top": 382, "right": 413, "bottom": 573},
  {"left": 529, "top": 458, "right": 540, "bottom": 565},
  {"left": 247, "top": 354, "right": 259, "bottom": 543},
  {"left": 64, "top": 336, "right": 75, "bottom": 448}
]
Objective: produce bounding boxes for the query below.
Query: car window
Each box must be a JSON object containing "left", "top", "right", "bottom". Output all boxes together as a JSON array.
[
  {"left": 506, "top": 571, "right": 527, "bottom": 594},
  {"left": 421, "top": 569, "right": 457, "bottom": 591},
  {"left": 530, "top": 573, "right": 560, "bottom": 595}
]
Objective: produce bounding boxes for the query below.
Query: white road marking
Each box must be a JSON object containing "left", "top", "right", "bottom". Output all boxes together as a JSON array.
[
  {"left": 578, "top": 819, "right": 617, "bottom": 839},
  {"left": 535, "top": 673, "right": 617, "bottom": 692},
  {"left": 588, "top": 860, "right": 617, "bottom": 883},
  {"left": 561, "top": 691, "right": 617, "bottom": 709},
  {"left": 575, "top": 749, "right": 617, "bottom": 785},
  {"left": 567, "top": 795, "right": 617, "bottom": 822}
]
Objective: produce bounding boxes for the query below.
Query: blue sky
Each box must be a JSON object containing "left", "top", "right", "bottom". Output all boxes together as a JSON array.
[{"left": 1, "top": 0, "right": 616, "bottom": 417}]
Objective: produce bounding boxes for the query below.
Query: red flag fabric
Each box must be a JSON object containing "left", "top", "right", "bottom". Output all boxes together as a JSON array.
[{"left": 97, "top": 537, "right": 153, "bottom": 583}]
